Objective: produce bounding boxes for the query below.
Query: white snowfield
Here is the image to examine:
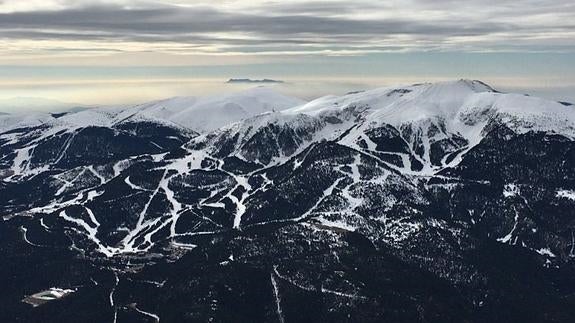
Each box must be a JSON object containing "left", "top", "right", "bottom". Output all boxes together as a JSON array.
[
  {"left": 2, "top": 79, "right": 573, "bottom": 180},
  {"left": 185, "top": 80, "right": 574, "bottom": 174},
  {"left": 285, "top": 79, "right": 575, "bottom": 139},
  {"left": 0, "top": 112, "right": 54, "bottom": 134},
  {"left": 0, "top": 87, "right": 305, "bottom": 134},
  {"left": 116, "top": 87, "right": 305, "bottom": 132},
  {"left": 1, "top": 80, "right": 573, "bottom": 138}
]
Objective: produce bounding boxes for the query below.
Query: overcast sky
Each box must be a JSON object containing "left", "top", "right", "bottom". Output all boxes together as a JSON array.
[{"left": 0, "top": 0, "right": 574, "bottom": 105}]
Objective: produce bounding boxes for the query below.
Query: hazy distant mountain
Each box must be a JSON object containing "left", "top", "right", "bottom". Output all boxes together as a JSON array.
[
  {"left": 227, "top": 78, "right": 285, "bottom": 84},
  {"left": 1, "top": 80, "right": 574, "bottom": 322}
]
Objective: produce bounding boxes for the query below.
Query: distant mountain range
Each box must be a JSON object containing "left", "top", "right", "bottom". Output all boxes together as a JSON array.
[
  {"left": 227, "top": 78, "right": 285, "bottom": 84},
  {"left": 1, "top": 80, "right": 574, "bottom": 322}
]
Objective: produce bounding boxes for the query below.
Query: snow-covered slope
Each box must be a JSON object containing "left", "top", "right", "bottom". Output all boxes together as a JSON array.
[
  {"left": 208, "top": 79, "right": 574, "bottom": 173},
  {"left": 113, "top": 87, "right": 305, "bottom": 132},
  {"left": 4, "top": 80, "right": 573, "bottom": 177},
  {"left": 287, "top": 79, "right": 574, "bottom": 138},
  {"left": 0, "top": 112, "right": 54, "bottom": 133},
  {"left": 0, "top": 87, "right": 305, "bottom": 135},
  {"left": 0, "top": 87, "right": 305, "bottom": 181}
]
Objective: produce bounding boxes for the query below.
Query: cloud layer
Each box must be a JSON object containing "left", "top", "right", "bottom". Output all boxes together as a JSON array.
[{"left": 0, "top": 0, "right": 573, "bottom": 63}]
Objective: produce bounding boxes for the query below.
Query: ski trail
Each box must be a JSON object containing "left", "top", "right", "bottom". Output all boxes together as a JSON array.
[
  {"left": 270, "top": 268, "right": 285, "bottom": 323},
  {"left": 497, "top": 207, "right": 520, "bottom": 244},
  {"left": 55, "top": 168, "right": 88, "bottom": 196},
  {"left": 110, "top": 272, "right": 119, "bottom": 323},
  {"left": 120, "top": 170, "right": 166, "bottom": 251},
  {"left": 159, "top": 175, "right": 183, "bottom": 237},
  {"left": 132, "top": 305, "right": 160, "bottom": 323},
  {"left": 294, "top": 177, "right": 344, "bottom": 221},
  {"left": 53, "top": 132, "right": 75, "bottom": 165},
  {"left": 58, "top": 210, "right": 119, "bottom": 257},
  {"left": 19, "top": 225, "right": 47, "bottom": 247},
  {"left": 124, "top": 176, "right": 151, "bottom": 191},
  {"left": 86, "top": 166, "right": 106, "bottom": 185}
]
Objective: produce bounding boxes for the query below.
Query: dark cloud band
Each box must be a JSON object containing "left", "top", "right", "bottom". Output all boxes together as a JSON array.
[{"left": 0, "top": 0, "right": 573, "bottom": 54}]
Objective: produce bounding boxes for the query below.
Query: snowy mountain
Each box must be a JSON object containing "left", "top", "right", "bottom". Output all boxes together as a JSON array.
[
  {"left": 112, "top": 87, "right": 304, "bottom": 132},
  {"left": 192, "top": 80, "right": 574, "bottom": 172},
  {"left": 1, "top": 80, "right": 574, "bottom": 322},
  {"left": 0, "top": 88, "right": 304, "bottom": 181},
  {"left": 0, "top": 87, "right": 303, "bottom": 133}
]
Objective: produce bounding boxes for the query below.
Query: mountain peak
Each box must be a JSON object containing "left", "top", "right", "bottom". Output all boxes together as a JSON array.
[
  {"left": 452, "top": 78, "right": 495, "bottom": 90},
  {"left": 110, "top": 87, "right": 305, "bottom": 132},
  {"left": 418, "top": 79, "right": 495, "bottom": 95},
  {"left": 286, "top": 79, "right": 493, "bottom": 117}
]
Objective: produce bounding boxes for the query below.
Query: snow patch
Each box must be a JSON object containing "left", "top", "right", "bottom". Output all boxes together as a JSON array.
[
  {"left": 557, "top": 190, "right": 575, "bottom": 201},
  {"left": 503, "top": 184, "right": 520, "bottom": 198},
  {"left": 536, "top": 248, "right": 556, "bottom": 258}
]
